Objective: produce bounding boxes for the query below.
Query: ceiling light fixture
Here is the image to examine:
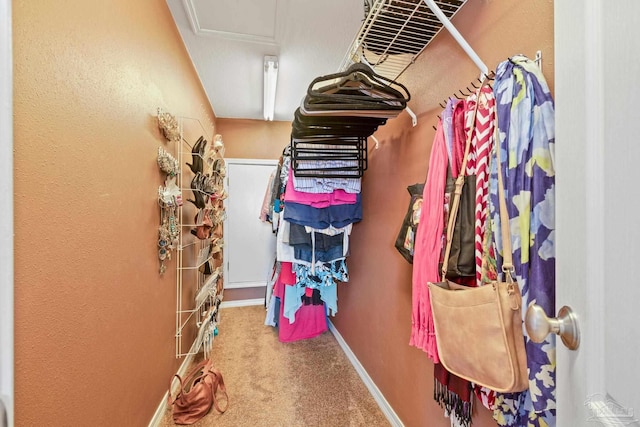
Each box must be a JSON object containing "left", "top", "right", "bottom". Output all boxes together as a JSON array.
[{"left": 263, "top": 55, "right": 278, "bottom": 121}]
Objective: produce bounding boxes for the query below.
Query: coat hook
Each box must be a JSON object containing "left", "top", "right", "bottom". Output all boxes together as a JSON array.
[
  {"left": 471, "top": 81, "right": 479, "bottom": 89},
  {"left": 479, "top": 71, "right": 495, "bottom": 83},
  {"left": 535, "top": 50, "right": 543, "bottom": 72},
  {"left": 432, "top": 125, "right": 437, "bottom": 131},
  {"left": 439, "top": 102, "right": 446, "bottom": 109}
]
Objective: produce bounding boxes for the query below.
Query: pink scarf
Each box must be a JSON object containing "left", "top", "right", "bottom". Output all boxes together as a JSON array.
[{"left": 410, "top": 120, "right": 448, "bottom": 363}]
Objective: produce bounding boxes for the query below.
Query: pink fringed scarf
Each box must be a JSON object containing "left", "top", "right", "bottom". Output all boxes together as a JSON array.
[{"left": 410, "top": 120, "right": 448, "bottom": 362}]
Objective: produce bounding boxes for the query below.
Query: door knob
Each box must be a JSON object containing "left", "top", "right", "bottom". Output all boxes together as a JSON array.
[{"left": 525, "top": 304, "right": 580, "bottom": 350}]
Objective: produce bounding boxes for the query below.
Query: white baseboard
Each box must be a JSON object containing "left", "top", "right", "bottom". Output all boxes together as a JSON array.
[
  {"left": 220, "top": 298, "right": 264, "bottom": 308},
  {"left": 148, "top": 340, "right": 199, "bottom": 427},
  {"left": 328, "top": 321, "right": 404, "bottom": 427},
  {"left": 223, "top": 281, "right": 266, "bottom": 289}
]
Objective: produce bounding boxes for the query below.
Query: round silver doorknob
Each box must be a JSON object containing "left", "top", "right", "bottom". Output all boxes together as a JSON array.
[{"left": 525, "top": 304, "right": 580, "bottom": 350}]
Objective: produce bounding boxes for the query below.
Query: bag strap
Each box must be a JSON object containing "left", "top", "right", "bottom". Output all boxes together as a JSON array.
[
  {"left": 209, "top": 367, "right": 229, "bottom": 413},
  {"left": 494, "top": 111, "right": 515, "bottom": 282},
  {"left": 168, "top": 374, "right": 184, "bottom": 405},
  {"left": 440, "top": 78, "right": 489, "bottom": 279},
  {"left": 167, "top": 358, "right": 212, "bottom": 405}
]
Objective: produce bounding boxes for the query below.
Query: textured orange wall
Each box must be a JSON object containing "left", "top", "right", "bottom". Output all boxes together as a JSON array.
[
  {"left": 13, "top": 1, "right": 215, "bottom": 425},
  {"left": 330, "top": 1, "right": 554, "bottom": 426},
  {"left": 217, "top": 118, "right": 291, "bottom": 160}
]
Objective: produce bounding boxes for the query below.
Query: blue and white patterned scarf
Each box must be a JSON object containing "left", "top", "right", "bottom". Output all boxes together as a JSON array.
[{"left": 489, "top": 54, "right": 556, "bottom": 427}]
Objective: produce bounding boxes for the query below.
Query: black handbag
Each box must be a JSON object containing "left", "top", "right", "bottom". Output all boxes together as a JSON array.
[
  {"left": 394, "top": 182, "right": 425, "bottom": 263},
  {"left": 443, "top": 168, "right": 476, "bottom": 278}
]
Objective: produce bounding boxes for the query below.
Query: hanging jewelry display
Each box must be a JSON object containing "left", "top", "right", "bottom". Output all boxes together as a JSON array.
[
  {"left": 155, "top": 108, "right": 181, "bottom": 274},
  {"left": 157, "top": 206, "right": 176, "bottom": 274},
  {"left": 159, "top": 113, "right": 227, "bottom": 357},
  {"left": 157, "top": 160, "right": 182, "bottom": 273},
  {"left": 157, "top": 177, "right": 181, "bottom": 274},
  {"left": 157, "top": 108, "right": 180, "bottom": 143}
]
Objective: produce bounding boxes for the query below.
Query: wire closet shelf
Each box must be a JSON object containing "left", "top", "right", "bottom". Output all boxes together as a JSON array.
[{"left": 340, "top": 0, "right": 469, "bottom": 82}]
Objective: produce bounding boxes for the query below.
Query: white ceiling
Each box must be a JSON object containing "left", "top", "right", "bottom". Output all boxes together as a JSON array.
[{"left": 166, "top": 0, "right": 364, "bottom": 121}]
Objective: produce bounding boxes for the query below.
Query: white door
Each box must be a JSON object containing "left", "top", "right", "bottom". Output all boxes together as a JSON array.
[
  {"left": 555, "top": 1, "right": 640, "bottom": 424},
  {"left": 0, "top": 0, "right": 13, "bottom": 427},
  {"left": 0, "top": 0, "right": 12, "bottom": 425},
  {"left": 223, "top": 159, "right": 278, "bottom": 290}
]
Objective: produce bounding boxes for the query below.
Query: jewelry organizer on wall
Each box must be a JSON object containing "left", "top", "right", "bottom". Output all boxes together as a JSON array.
[{"left": 157, "top": 110, "right": 227, "bottom": 358}]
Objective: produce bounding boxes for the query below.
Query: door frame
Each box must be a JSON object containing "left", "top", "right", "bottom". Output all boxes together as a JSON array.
[
  {"left": 222, "top": 158, "right": 278, "bottom": 291},
  {"left": 555, "top": 2, "right": 597, "bottom": 423},
  {"left": 556, "top": 1, "right": 640, "bottom": 424},
  {"left": 0, "top": 0, "right": 14, "bottom": 425}
]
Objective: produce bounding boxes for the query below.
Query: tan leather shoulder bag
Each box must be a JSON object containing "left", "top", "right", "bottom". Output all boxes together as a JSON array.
[{"left": 428, "top": 85, "right": 528, "bottom": 393}]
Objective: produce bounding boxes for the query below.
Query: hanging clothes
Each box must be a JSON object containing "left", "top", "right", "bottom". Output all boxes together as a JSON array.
[
  {"left": 272, "top": 261, "right": 328, "bottom": 342},
  {"left": 267, "top": 63, "right": 410, "bottom": 342},
  {"left": 259, "top": 169, "right": 277, "bottom": 223},
  {"left": 470, "top": 86, "right": 496, "bottom": 285},
  {"left": 270, "top": 150, "right": 357, "bottom": 338},
  {"left": 430, "top": 81, "right": 497, "bottom": 427},
  {"left": 410, "top": 120, "right": 448, "bottom": 362},
  {"left": 489, "top": 55, "right": 556, "bottom": 427},
  {"left": 283, "top": 195, "right": 362, "bottom": 229},
  {"left": 284, "top": 168, "right": 357, "bottom": 208},
  {"left": 442, "top": 98, "right": 459, "bottom": 162}
]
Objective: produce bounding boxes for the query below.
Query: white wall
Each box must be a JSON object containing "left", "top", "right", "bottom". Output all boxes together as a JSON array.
[{"left": 0, "top": 0, "right": 14, "bottom": 425}]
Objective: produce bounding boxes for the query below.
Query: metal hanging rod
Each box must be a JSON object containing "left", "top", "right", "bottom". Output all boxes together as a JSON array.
[{"left": 421, "top": 0, "right": 488, "bottom": 75}]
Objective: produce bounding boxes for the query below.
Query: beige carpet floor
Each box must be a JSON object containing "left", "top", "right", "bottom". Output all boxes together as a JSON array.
[{"left": 159, "top": 305, "right": 390, "bottom": 427}]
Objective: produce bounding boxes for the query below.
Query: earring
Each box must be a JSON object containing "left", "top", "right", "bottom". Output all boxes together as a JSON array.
[
  {"left": 157, "top": 109, "right": 180, "bottom": 143},
  {"left": 157, "top": 147, "right": 179, "bottom": 176}
]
